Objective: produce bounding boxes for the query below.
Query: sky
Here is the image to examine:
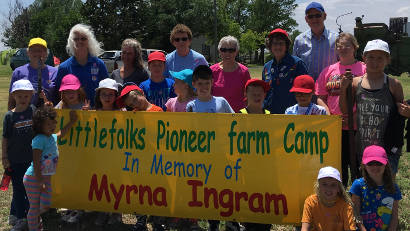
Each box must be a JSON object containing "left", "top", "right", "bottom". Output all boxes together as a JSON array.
[{"left": 1, "top": 0, "right": 410, "bottom": 50}]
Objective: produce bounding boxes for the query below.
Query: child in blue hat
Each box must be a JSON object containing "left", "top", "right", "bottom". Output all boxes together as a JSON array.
[{"left": 165, "top": 69, "right": 196, "bottom": 112}]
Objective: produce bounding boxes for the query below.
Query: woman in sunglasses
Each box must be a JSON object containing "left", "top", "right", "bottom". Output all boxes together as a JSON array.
[
  {"left": 210, "top": 35, "right": 250, "bottom": 112},
  {"left": 164, "top": 24, "right": 208, "bottom": 78},
  {"left": 262, "top": 28, "right": 308, "bottom": 114},
  {"left": 55, "top": 23, "right": 108, "bottom": 108}
]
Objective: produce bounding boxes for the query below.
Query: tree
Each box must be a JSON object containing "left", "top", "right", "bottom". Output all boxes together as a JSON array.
[{"left": 1, "top": 0, "right": 31, "bottom": 48}]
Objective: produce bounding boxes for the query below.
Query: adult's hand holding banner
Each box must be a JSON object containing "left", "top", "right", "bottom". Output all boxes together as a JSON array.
[{"left": 52, "top": 110, "right": 341, "bottom": 224}]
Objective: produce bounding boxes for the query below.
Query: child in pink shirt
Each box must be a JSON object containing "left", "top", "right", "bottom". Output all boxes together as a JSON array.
[{"left": 165, "top": 69, "right": 195, "bottom": 112}]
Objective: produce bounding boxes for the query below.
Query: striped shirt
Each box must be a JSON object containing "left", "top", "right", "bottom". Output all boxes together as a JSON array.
[{"left": 292, "top": 28, "right": 338, "bottom": 80}]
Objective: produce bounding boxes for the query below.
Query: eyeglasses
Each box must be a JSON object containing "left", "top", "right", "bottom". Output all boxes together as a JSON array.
[
  {"left": 366, "top": 161, "right": 384, "bottom": 166},
  {"left": 220, "top": 48, "right": 236, "bottom": 53},
  {"left": 271, "top": 41, "right": 286, "bottom": 46},
  {"left": 74, "top": 37, "right": 88, "bottom": 42},
  {"left": 307, "top": 13, "right": 322, "bottom": 19},
  {"left": 174, "top": 37, "right": 188, "bottom": 42}
]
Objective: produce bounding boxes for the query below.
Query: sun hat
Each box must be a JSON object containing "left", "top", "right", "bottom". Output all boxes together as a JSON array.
[
  {"left": 245, "top": 79, "right": 270, "bottom": 93},
  {"left": 28, "top": 37, "right": 47, "bottom": 48},
  {"left": 170, "top": 69, "right": 193, "bottom": 88},
  {"left": 363, "top": 39, "right": 390, "bottom": 55},
  {"left": 148, "top": 51, "right": 166, "bottom": 63},
  {"left": 317, "top": 166, "right": 341, "bottom": 182},
  {"left": 362, "top": 145, "right": 388, "bottom": 165},
  {"left": 96, "top": 78, "right": 119, "bottom": 92},
  {"left": 11, "top": 79, "right": 34, "bottom": 93},
  {"left": 116, "top": 84, "right": 144, "bottom": 108},
  {"left": 305, "top": 2, "right": 325, "bottom": 14},
  {"left": 289, "top": 75, "right": 315, "bottom": 93},
  {"left": 59, "top": 74, "right": 81, "bottom": 92}
]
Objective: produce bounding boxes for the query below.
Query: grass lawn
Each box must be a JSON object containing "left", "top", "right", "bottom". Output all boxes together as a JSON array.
[{"left": 0, "top": 64, "right": 408, "bottom": 230}]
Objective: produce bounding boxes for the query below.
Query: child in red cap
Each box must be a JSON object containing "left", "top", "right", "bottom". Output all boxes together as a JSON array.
[
  {"left": 285, "top": 75, "right": 327, "bottom": 115},
  {"left": 116, "top": 84, "right": 162, "bottom": 111},
  {"left": 240, "top": 79, "right": 271, "bottom": 114},
  {"left": 139, "top": 51, "right": 176, "bottom": 111},
  {"left": 350, "top": 145, "right": 401, "bottom": 231}
]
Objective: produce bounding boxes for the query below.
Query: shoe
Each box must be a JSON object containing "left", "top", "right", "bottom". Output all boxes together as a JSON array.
[
  {"left": 10, "top": 218, "right": 27, "bottom": 231},
  {"left": 8, "top": 214, "right": 18, "bottom": 226},
  {"left": 67, "top": 210, "right": 83, "bottom": 224},
  {"left": 107, "top": 213, "right": 122, "bottom": 225},
  {"left": 94, "top": 212, "right": 108, "bottom": 226},
  {"left": 131, "top": 223, "right": 148, "bottom": 231},
  {"left": 61, "top": 210, "right": 72, "bottom": 222}
]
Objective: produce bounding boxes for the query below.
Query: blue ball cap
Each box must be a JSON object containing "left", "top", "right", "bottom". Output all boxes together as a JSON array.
[
  {"left": 170, "top": 69, "right": 194, "bottom": 88},
  {"left": 305, "top": 2, "right": 325, "bottom": 14}
]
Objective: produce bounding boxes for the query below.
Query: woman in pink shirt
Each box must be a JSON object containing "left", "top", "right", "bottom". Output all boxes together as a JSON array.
[
  {"left": 315, "top": 32, "right": 366, "bottom": 186},
  {"left": 211, "top": 36, "right": 251, "bottom": 112}
]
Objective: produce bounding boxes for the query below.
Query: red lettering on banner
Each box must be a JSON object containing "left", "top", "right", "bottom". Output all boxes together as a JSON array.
[
  {"left": 88, "top": 174, "right": 168, "bottom": 210},
  {"left": 187, "top": 180, "right": 288, "bottom": 217}
]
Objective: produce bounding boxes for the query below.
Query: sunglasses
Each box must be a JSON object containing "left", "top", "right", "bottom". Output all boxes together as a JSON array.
[
  {"left": 307, "top": 13, "right": 322, "bottom": 19},
  {"left": 220, "top": 48, "right": 236, "bottom": 53},
  {"left": 174, "top": 37, "right": 188, "bottom": 42},
  {"left": 366, "top": 161, "right": 384, "bottom": 166},
  {"left": 74, "top": 37, "right": 88, "bottom": 42}
]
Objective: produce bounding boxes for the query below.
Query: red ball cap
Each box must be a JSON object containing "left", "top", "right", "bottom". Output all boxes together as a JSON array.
[
  {"left": 116, "top": 85, "right": 144, "bottom": 108},
  {"left": 269, "top": 28, "right": 291, "bottom": 43},
  {"left": 245, "top": 79, "right": 270, "bottom": 93},
  {"left": 148, "top": 51, "right": 166, "bottom": 63},
  {"left": 289, "top": 75, "right": 315, "bottom": 93}
]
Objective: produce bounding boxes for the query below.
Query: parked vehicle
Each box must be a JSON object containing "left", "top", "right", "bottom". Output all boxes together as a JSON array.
[
  {"left": 114, "top": 48, "right": 167, "bottom": 70},
  {"left": 10, "top": 48, "right": 54, "bottom": 70},
  {"left": 99, "top": 50, "right": 121, "bottom": 73}
]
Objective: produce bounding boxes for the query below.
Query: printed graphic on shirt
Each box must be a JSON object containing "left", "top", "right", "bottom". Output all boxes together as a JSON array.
[
  {"left": 146, "top": 88, "right": 173, "bottom": 109},
  {"left": 326, "top": 73, "right": 357, "bottom": 96},
  {"left": 358, "top": 97, "right": 390, "bottom": 144},
  {"left": 41, "top": 154, "right": 58, "bottom": 175},
  {"left": 13, "top": 119, "right": 33, "bottom": 135}
]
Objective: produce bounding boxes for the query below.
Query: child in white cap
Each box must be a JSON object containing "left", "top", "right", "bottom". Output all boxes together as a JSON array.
[
  {"left": 2, "top": 79, "right": 35, "bottom": 230},
  {"left": 340, "top": 39, "right": 405, "bottom": 176},
  {"left": 94, "top": 78, "right": 120, "bottom": 111},
  {"left": 301, "top": 166, "right": 356, "bottom": 231}
]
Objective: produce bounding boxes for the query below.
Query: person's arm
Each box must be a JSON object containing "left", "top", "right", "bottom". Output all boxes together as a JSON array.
[
  {"left": 301, "top": 222, "right": 310, "bottom": 231},
  {"left": 317, "top": 97, "right": 330, "bottom": 114},
  {"left": 387, "top": 200, "right": 399, "bottom": 231},
  {"left": 398, "top": 101, "right": 410, "bottom": 118},
  {"left": 32, "top": 148, "right": 45, "bottom": 191},
  {"left": 389, "top": 77, "right": 404, "bottom": 104},
  {"left": 56, "top": 110, "right": 78, "bottom": 138},
  {"left": 1, "top": 138, "right": 9, "bottom": 169},
  {"left": 339, "top": 76, "right": 359, "bottom": 114},
  {"left": 351, "top": 194, "right": 366, "bottom": 231}
]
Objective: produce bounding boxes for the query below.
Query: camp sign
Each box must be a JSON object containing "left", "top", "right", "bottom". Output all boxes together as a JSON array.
[{"left": 51, "top": 110, "right": 341, "bottom": 225}]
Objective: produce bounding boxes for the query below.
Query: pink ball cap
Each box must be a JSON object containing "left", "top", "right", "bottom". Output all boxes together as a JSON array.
[
  {"left": 59, "top": 74, "right": 81, "bottom": 91},
  {"left": 362, "top": 145, "right": 388, "bottom": 165}
]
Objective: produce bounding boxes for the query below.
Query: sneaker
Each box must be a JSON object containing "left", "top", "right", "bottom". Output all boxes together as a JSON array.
[
  {"left": 67, "top": 210, "right": 83, "bottom": 224},
  {"left": 107, "top": 213, "right": 122, "bottom": 225},
  {"left": 61, "top": 210, "right": 72, "bottom": 222},
  {"left": 94, "top": 212, "right": 108, "bottom": 226},
  {"left": 10, "top": 219, "right": 27, "bottom": 231},
  {"left": 8, "top": 214, "right": 18, "bottom": 226}
]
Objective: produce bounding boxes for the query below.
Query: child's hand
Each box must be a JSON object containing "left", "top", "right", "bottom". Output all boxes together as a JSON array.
[
  {"left": 340, "top": 73, "right": 353, "bottom": 90},
  {"left": 82, "top": 100, "right": 91, "bottom": 110},
  {"left": 69, "top": 110, "right": 78, "bottom": 123},
  {"left": 44, "top": 101, "right": 54, "bottom": 107},
  {"left": 398, "top": 101, "right": 410, "bottom": 118},
  {"left": 1, "top": 157, "right": 10, "bottom": 169}
]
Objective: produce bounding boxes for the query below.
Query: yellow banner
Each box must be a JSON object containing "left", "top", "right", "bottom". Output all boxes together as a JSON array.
[{"left": 51, "top": 110, "right": 341, "bottom": 224}]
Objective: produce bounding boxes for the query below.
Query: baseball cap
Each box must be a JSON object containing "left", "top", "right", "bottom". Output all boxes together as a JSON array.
[
  {"left": 268, "top": 28, "right": 291, "bottom": 44},
  {"left": 363, "top": 39, "right": 390, "bottom": 55},
  {"left": 59, "top": 74, "right": 81, "bottom": 91},
  {"left": 289, "top": 75, "right": 315, "bottom": 93},
  {"left": 116, "top": 84, "right": 144, "bottom": 108},
  {"left": 305, "top": 2, "right": 325, "bottom": 14},
  {"left": 96, "top": 78, "right": 119, "bottom": 92},
  {"left": 362, "top": 145, "right": 388, "bottom": 165},
  {"left": 317, "top": 166, "right": 341, "bottom": 182},
  {"left": 245, "top": 79, "right": 270, "bottom": 93},
  {"left": 148, "top": 51, "right": 166, "bottom": 63},
  {"left": 170, "top": 69, "right": 193, "bottom": 88},
  {"left": 28, "top": 37, "right": 47, "bottom": 48},
  {"left": 11, "top": 79, "right": 34, "bottom": 93}
]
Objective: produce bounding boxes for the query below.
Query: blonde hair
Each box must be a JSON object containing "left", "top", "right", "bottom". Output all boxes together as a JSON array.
[
  {"left": 59, "top": 88, "right": 87, "bottom": 109},
  {"left": 66, "top": 24, "right": 103, "bottom": 57},
  {"left": 121, "top": 38, "right": 144, "bottom": 70},
  {"left": 314, "top": 180, "right": 353, "bottom": 207},
  {"left": 336, "top": 32, "right": 359, "bottom": 51}
]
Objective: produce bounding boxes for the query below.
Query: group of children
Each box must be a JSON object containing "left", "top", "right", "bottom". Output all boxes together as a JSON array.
[{"left": 2, "top": 39, "right": 405, "bottom": 231}]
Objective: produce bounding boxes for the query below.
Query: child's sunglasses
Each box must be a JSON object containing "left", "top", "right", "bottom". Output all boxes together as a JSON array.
[{"left": 220, "top": 48, "right": 236, "bottom": 53}]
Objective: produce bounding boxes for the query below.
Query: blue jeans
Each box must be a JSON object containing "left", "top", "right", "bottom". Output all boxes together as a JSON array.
[{"left": 10, "top": 162, "right": 30, "bottom": 219}]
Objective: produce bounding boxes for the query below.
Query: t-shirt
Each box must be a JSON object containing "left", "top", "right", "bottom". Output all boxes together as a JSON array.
[
  {"left": 110, "top": 67, "right": 149, "bottom": 86},
  {"left": 2, "top": 105, "right": 35, "bottom": 163},
  {"left": 350, "top": 178, "right": 402, "bottom": 231},
  {"left": 315, "top": 61, "right": 366, "bottom": 129},
  {"left": 26, "top": 134, "right": 59, "bottom": 176},
  {"left": 164, "top": 49, "right": 208, "bottom": 78},
  {"left": 147, "top": 104, "right": 163, "bottom": 112},
  {"left": 211, "top": 63, "right": 250, "bottom": 112},
  {"left": 165, "top": 97, "right": 194, "bottom": 112},
  {"left": 139, "top": 78, "right": 176, "bottom": 111},
  {"left": 285, "top": 103, "right": 327, "bottom": 115},
  {"left": 301, "top": 194, "right": 356, "bottom": 231},
  {"left": 55, "top": 56, "right": 108, "bottom": 107},
  {"left": 9, "top": 64, "right": 58, "bottom": 105},
  {"left": 186, "top": 96, "right": 234, "bottom": 113}
]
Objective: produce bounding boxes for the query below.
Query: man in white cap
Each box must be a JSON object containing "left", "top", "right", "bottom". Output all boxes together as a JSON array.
[{"left": 8, "top": 37, "right": 58, "bottom": 110}]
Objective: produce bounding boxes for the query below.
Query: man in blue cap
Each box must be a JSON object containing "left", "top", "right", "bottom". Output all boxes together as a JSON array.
[{"left": 293, "top": 2, "right": 338, "bottom": 81}]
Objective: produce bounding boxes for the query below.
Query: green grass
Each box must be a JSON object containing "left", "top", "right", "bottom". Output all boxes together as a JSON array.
[{"left": 0, "top": 64, "right": 408, "bottom": 230}]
